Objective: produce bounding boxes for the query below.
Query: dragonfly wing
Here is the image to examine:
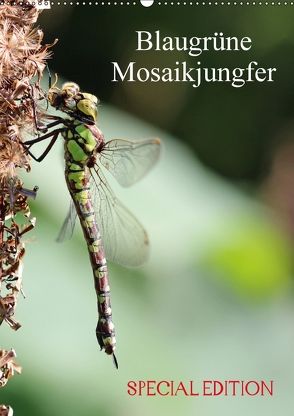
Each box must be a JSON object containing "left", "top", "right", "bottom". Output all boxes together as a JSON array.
[
  {"left": 56, "top": 200, "right": 78, "bottom": 242},
  {"left": 99, "top": 138, "right": 160, "bottom": 187},
  {"left": 90, "top": 165, "right": 149, "bottom": 267}
]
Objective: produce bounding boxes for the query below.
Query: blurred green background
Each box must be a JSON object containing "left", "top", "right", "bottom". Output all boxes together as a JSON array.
[{"left": 2, "top": 3, "right": 294, "bottom": 415}]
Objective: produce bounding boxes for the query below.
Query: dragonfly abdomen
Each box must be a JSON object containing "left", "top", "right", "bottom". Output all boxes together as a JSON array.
[
  {"left": 69, "top": 182, "right": 117, "bottom": 360},
  {"left": 64, "top": 127, "right": 117, "bottom": 365},
  {"left": 94, "top": 265, "right": 116, "bottom": 356}
]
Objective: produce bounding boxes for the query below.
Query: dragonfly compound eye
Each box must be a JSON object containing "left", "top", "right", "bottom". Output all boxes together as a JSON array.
[
  {"left": 77, "top": 98, "right": 98, "bottom": 121},
  {"left": 82, "top": 92, "right": 99, "bottom": 106}
]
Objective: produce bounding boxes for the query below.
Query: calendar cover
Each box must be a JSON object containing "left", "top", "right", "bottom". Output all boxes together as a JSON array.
[{"left": 0, "top": 1, "right": 293, "bottom": 415}]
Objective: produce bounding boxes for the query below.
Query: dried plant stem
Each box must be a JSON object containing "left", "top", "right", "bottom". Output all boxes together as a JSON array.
[
  {"left": 0, "top": 192, "right": 4, "bottom": 281},
  {"left": 0, "top": 1, "right": 55, "bottom": 411}
]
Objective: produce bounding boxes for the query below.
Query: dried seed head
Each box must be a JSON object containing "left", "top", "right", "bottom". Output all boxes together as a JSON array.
[
  {"left": 0, "top": 6, "right": 55, "bottom": 81},
  {"left": 0, "top": 2, "right": 56, "bottom": 177},
  {"left": 0, "top": 349, "right": 21, "bottom": 388},
  {"left": 0, "top": 137, "right": 30, "bottom": 179},
  {"left": 0, "top": 1, "right": 39, "bottom": 26},
  {"left": 0, "top": 405, "right": 14, "bottom": 416}
]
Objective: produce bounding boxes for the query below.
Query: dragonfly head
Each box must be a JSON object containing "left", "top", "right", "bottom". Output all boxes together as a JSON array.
[
  {"left": 47, "top": 82, "right": 99, "bottom": 124},
  {"left": 47, "top": 82, "right": 78, "bottom": 112}
]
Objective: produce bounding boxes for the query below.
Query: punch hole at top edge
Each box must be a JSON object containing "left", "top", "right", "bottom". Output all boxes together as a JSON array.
[{"left": 140, "top": 0, "right": 155, "bottom": 6}]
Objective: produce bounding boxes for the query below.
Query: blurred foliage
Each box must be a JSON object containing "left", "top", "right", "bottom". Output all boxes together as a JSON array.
[{"left": 201, "top": 216, "right": 292, "bottom": 300}]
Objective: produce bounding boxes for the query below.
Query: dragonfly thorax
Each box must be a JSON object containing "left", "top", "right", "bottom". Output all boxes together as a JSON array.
[{"left": 63, "top": 120, "right": 103, "bottom": 169}]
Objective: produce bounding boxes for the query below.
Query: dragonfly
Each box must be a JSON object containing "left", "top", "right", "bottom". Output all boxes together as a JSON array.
[{"left": 24, "top": 82, "right": 161, "bottom": 368}]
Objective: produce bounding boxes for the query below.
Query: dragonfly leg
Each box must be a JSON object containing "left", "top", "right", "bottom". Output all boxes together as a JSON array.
[
  {"left": 36, "top": 117, "right": 66, "bottom": 133},
  {"left": 24, "top": 128, "right": 64, "bottom": 146},
  {"left": 112, "top": 353, "right": 118, "bottom": 369},
  {"left": 24, "top": 129, "right": 64, "bottom": 162}
]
